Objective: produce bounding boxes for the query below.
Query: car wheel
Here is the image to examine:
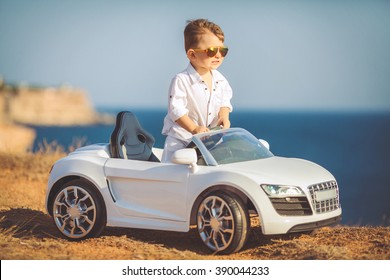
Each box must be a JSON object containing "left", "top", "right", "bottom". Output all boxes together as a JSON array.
[
  {"left": 52, "top": 179, "right": 106, "bottom": 240},
  {"left": 197, "top": 192, "right": 249, "bottom": 254}
]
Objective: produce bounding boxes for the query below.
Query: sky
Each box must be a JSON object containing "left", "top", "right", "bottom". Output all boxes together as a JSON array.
[{"left": 1, "top": 0, "right": 390, "bottom": 111}]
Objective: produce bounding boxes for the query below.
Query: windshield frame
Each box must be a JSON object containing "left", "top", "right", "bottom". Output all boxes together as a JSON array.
[{"left": 191, "top": 128, "right": 274, "bottom": 166}]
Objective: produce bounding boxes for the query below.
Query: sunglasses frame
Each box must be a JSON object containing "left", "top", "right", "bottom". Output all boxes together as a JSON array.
[{"left": 192, "top": 46, "right": 229, "bottom": 58}]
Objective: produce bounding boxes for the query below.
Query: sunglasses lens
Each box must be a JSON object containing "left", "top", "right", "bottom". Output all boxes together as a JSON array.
[
  {"left": 220, "top": 47, "right": 228, "bottom": 57},
  {"left": 206, "top": 48, "right": 218, "bottom": 57},
  {"left": 199, "top": 47, "right": 228, "bottom": 57}
]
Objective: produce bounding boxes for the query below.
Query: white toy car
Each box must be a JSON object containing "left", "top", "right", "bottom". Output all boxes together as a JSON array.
[{"left": 45, "top": 111, "right": 342, "bottom": 254}]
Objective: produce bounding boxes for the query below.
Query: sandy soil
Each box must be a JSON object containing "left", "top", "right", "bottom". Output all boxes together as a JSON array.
[{"left": 0, "top": 150, "right": 389, "bottom": 260}]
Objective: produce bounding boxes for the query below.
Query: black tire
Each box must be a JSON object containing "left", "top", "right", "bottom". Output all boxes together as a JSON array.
[
  {"left": 51, "top": 179, "right": 106, "bottom": 240},
  {"left": 197, "top": 192, "right": 249, "bottom": 254}
]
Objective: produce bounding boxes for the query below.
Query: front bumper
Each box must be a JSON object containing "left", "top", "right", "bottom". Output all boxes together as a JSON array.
[{"left": 287, "top": 215, "right": 342, "bottom": 233}]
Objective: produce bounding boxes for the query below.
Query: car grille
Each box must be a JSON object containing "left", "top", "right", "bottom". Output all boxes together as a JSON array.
[
  {"left": 270, "top": 197, "right": 313, "bottom": 216},
  {"left": 308, "top": 181, "right": 340, "bottom": 214}
]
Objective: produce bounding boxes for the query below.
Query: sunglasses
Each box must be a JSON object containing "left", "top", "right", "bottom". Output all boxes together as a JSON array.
[{"left": 193, "top": 46, "right": 229, "bottom": 58}]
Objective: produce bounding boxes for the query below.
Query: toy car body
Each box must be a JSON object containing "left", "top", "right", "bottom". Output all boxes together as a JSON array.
[{"left": 45, "top": 113, "right": 341, "bottom": 254}]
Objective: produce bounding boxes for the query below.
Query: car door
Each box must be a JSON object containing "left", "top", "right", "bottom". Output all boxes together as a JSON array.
[{"left": 104, "top": 158, "right": 189, "bottom": 222}]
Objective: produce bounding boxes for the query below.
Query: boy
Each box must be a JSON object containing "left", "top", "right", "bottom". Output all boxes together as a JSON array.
[{"left": 161, "top": 19, "right": 233, "bottom": 162}]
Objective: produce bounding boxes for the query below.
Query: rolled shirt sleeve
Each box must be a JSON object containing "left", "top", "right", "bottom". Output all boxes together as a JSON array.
[
  {"left": 168, "top": 77, "right": 189, "bottom": 121},
  {"left": 219, "top": 80, "right": 233, "bottom": 112}
]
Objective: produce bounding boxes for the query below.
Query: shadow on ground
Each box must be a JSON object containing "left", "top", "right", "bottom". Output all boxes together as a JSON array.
[{"left": 0, "top": 208, "right": 298, "bottom": 255}]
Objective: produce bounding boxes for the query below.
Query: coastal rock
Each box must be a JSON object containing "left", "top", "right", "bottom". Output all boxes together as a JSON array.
[
  {"left": 0, "top": 81, "right": 114, "bottom": 153},
  {"left": 0, "top": 85, "right": 112, "bottom": 126},
  {"left": 0, "top": 123, "right": 36, "bottom": 154}
]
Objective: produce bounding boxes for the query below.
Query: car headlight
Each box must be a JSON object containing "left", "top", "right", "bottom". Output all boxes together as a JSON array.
[{"left": 261, "top": 184, "right": 305, "bottom": 197}]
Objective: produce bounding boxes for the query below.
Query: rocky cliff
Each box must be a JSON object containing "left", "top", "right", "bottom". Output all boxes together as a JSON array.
[
  {"left": 0, "top": 80, "right": 113, "bottom": 153},
  {"left": 0, "top": 123, "right": 36, "bottom": 153},
  {"left": 0, "top": 83, "right": 112, "bottom": 126}
]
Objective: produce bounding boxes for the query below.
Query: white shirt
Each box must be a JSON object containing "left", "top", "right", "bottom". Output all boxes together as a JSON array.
[{"left": 162, "top": 63, "right": 233, "bottom": 143}]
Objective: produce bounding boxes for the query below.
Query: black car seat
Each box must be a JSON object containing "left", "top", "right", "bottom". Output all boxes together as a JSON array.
[{"left": 110, "top": 111, "right": 160, "bottom": 162}]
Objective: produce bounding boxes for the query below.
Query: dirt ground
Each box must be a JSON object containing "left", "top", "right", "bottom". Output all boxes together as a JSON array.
[{"left": 0, "top": 150, "right": 389, "bottom": 260}]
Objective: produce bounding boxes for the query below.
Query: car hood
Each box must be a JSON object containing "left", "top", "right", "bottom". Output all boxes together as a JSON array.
[{"left": 222, "top": 156, "right": 334, "bottom": 187}]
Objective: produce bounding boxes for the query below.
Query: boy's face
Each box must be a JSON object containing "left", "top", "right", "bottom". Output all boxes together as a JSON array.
[{"left": 187, "top": 31, "right": 226, "bottom": 73}]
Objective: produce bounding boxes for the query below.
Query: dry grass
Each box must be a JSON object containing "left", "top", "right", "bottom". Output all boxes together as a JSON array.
[{"left": 0, "top": 147, "right": 389, "bottom": 260}]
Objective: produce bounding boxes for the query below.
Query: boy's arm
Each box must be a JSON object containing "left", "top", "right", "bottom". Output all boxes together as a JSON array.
[
  {"left": 217, "top": 107, "right": 231, "bottom": 128},
  {"left": 176, "top": 115, "right": 209, "bottom": 134}
]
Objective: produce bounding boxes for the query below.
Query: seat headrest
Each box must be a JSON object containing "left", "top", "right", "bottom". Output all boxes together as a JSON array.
[{"left": 110, "top": 111, "right": 155, "bottom": 161}]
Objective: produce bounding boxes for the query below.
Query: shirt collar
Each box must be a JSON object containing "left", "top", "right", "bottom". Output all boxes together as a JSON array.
[{"left": 186, "top": 63, "right": 224, "bottom": 85}]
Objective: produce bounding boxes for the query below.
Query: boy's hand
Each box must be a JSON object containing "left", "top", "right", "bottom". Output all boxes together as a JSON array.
[
  {"left": 176, "top": 115, "right": 209, "bottom": 134},
  {"left": 217, "top": 117, "right": 231, "bottom": 129},
  {"left": 191, "top": 126, "right": 210, "bottom": 134},
  {"left": 217, "top": 107, "right": 231, "bottom": 129}
]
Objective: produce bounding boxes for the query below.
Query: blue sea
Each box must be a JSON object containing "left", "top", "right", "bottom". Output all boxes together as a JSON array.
[{"left": 30, "top": 109, "right": 390, "bottom": 227}]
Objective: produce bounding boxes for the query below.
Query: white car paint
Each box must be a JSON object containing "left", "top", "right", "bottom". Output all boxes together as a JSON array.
[{"left": 46, "top": 128, "right": 342, "bottom": 252}]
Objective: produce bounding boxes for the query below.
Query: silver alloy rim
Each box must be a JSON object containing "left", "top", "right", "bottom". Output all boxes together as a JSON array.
[
  {"left": 53, "top": 186, "right": 96, "bottom": 238},
  {"left": 197, "top": 195, "right": 234, "bottom": 252}
]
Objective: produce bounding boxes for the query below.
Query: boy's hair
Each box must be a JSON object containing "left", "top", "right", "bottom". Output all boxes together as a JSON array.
[{"left": 184, "top": 19, "right": 225, "bottom": 52}]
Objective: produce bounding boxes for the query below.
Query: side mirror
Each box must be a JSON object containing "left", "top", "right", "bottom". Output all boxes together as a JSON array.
[
  {"left": 171, "top": 148, "right": 198, "bottom": 172},
  {"left": 259, "top": 139, "right": 270, "bottom": 150}
]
